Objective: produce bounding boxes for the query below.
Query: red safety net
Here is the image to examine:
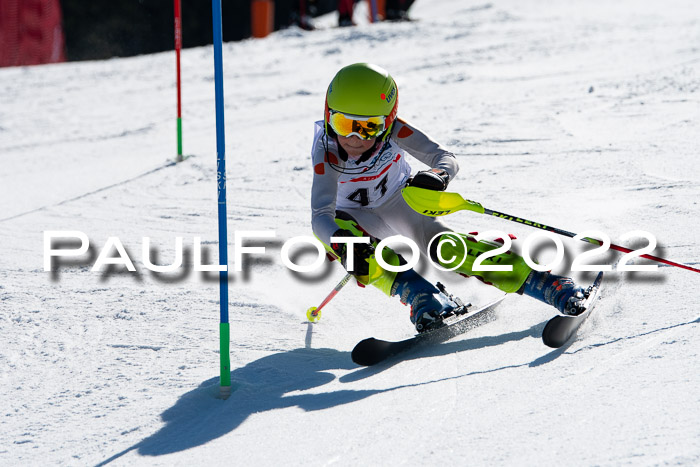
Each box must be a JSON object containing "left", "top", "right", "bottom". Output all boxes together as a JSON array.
[{"left": 0, "top": 0, "right": 66, "bottom": 67}]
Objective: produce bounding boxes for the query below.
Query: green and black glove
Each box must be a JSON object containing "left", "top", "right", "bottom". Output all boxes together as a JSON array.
[
  {"left": 330, "top": 229, "right": 374, "bottom": 277},
  {"left": 408, "top": 168, "right": 450, "bottom": 191}
]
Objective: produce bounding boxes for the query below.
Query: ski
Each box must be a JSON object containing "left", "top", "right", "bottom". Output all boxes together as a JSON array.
[
  {"left": 351, "top": 295, "right": 506, "bottom": 366},
  {"left": 541, "top": 271, "right": 604, "bottom": 348}
]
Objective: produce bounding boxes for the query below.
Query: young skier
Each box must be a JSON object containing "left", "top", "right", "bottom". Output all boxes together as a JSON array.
[{"left": 311, "top": 62, "right": 587, "bottom": 332}]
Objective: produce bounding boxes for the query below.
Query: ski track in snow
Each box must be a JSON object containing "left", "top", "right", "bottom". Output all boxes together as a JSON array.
[{"left": 1, "top": 0, "right": 699, "bottom": 465}]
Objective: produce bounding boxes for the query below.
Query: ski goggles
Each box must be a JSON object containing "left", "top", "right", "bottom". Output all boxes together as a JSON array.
[{"left": 328, "top": 111, "right": 386, "bottom": 140}]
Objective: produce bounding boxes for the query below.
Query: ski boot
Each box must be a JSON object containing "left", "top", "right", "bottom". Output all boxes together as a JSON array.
[
  {"left": 391, "top": 269, "right": 461, "bottom": 332},
  {"left": 521, "top": 270, "right": 587, "bottom": 316}
]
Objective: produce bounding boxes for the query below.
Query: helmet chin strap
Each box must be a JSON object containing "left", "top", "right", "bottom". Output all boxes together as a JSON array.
[{"left": 356, "top": 139, "right": 383, "bottom": 164}]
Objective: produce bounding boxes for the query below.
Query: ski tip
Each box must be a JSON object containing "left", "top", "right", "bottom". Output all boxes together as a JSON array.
[
  {"left": 351, "top": 338, "right": 386, "bottom": 367},
  {"left": 541, "top": 271, "right": 604, "bottom": 348},
  {"left": 541, "top": 317, "right": 571, "bottom": 348}
]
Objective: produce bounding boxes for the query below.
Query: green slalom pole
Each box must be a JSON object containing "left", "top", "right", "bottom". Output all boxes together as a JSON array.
[
  {"left": 220, "top": 322, "right": 230, "bottom": 392},
  {"left": 176, "top": 117, "right": 183, "bottom": 161}
]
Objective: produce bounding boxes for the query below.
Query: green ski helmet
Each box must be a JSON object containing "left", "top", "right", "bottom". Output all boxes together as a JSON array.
[{"left": 324, "top": 63, "right": 399, "bottom": 143}]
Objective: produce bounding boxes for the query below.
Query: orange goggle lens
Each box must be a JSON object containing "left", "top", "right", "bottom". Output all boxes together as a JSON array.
[{"left": 328, "top": 112, "right": 386, "bottom": 140}]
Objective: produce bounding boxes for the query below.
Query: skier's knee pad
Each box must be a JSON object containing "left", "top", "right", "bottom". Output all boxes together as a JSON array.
[
  {"left": 316, "top": 214, "right": 401, "bottom": 296},
  {"left": 430, "top": 232, "right": 532, "bottom": 293}
]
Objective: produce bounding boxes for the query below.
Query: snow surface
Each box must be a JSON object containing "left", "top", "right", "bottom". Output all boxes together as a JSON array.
[{"left": 1, "top": 0, "right": 699, "bottom": 465}]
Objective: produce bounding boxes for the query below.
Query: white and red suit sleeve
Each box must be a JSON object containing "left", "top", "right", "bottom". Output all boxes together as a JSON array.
[
  {"left": 310, "top": 122, "right": 343, "bottom": 245},
  {"left": 392, "top": 118, "right": 459, "bottom": 181}
]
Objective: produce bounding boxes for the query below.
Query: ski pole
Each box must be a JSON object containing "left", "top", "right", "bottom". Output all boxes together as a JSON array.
[
  {"left": 307, "top": 273, "right": 353, "bottom": 322},
  {"left": 402, "top": 186, "right": 700, "bottom": 274}
]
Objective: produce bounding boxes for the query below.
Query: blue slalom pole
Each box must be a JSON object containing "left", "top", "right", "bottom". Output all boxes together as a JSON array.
[
  {"left": 211, "top": 0, "right": 231, "bottom": 398},
  {"left": 369, "top": 0, "right": 378, "bottom": 22}
]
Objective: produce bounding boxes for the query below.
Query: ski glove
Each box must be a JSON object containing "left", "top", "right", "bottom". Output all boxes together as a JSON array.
[
  {"left": 330, "top": 229, "right": 373, "bottom": 277},
  {"left": 408, "top": 168, "right": 450, "bottom": 191}
]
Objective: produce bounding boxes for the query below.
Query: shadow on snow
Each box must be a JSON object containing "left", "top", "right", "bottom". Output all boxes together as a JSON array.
[
  {"left": 96, "top": 347, "right": 376, "bottom": 465},
  {"left": 98, "top": 317, "right": 590, "bottom": 465}
]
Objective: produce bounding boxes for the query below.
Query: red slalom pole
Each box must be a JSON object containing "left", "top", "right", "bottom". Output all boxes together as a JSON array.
[{"left": 174, "top": 0, "right": 184, "bottom": 161}]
